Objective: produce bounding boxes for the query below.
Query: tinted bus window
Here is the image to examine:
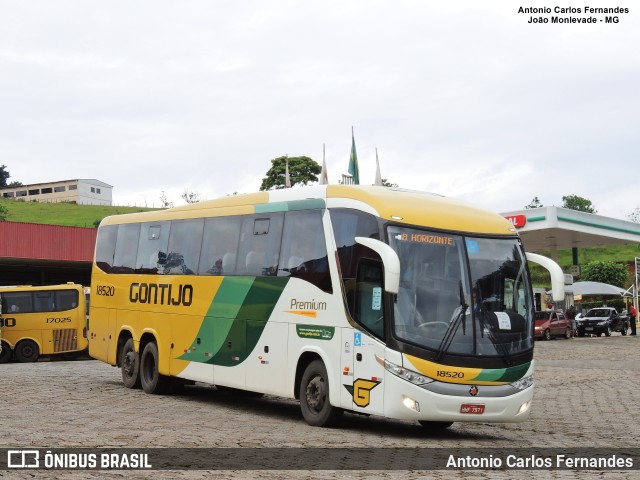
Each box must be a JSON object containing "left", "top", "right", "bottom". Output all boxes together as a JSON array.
[
  {"left": 164, "top": 219, "right": 204, "bottom": 275},
  {"left": 238, "top": 214, "right": 283, "bottom": 276},
  {"left": 136, "top": 221, "right": 170, "bottom": 274},
  {"left": 198, "top": 216, "right": 242, "bottom": 275},
  {"left": 330, "top": 209, "right": 381, "bottom": 318},
  {"left": 34, "top": 292, "right": 55, "bottom": 312},
  {"left": 95, "top": 225, "right": 118, "bottom": 272},
  {"left": 57, "top": 290, "right": 80, "bottom": 311},
  {"left": 2, "top": 292, "right": 33, "bottom": 313},
  {"left": 113, "top": 223, "right": 141, "bottom": 273},
  {"left": 278, "top": 210, "right": 331, "bottom": 293}
]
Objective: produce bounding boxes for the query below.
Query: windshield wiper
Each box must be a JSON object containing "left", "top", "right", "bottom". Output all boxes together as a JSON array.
[{"left": 435, "top": 282, "right": 467, "bottom": 362}]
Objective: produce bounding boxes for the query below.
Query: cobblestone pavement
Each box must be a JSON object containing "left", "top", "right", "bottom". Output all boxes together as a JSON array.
[{"left": 1, "top": 334, "right": 639, "bottom": 479}]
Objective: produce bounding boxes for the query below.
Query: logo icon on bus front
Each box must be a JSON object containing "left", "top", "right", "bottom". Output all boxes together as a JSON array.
[{"left": 469, "top": 385, "right": 479, "bottom": 396}]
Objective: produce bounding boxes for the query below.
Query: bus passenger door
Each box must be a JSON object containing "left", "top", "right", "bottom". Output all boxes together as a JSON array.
[{"left": 347, "top": 261, "right": 386, "bottom": 415}]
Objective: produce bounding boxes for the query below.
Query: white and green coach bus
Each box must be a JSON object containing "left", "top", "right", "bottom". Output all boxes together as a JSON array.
[{"left": 88, "top": 185, "right": 563, "bottom": 428}]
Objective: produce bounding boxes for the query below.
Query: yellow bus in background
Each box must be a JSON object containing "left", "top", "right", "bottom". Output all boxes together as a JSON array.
[
  {"left": 89, "top": 185, "right": 564, "bottom": 428},
  {"left": 0, "top": 283, "right": 89, "bottom": 363}
]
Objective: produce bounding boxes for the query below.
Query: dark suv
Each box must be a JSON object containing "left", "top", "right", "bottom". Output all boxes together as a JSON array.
[{"left": 576, "top": 307, "right": 629, "bottom": 337}]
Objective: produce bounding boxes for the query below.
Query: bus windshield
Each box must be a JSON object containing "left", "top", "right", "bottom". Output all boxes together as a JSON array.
[{"left": 388, "top": 226, "right": 532, "bottom": 360}]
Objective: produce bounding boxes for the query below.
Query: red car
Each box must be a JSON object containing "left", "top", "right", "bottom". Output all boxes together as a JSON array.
[{"left": 534, "top": 311, "right": 572, "bottom": 340}]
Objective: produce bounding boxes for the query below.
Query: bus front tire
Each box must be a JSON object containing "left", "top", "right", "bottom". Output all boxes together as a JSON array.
[
  {"left": 15, "top": 340, "right": 39, "bottom": 363},
  {"left": 121, "top": 338, "right": 141, "bottom": 389},
  {"left": 140, "top": 341, "right": 170, "bottom": 395},
  {"left": 0, "top": 342, "right": 12, "bottom": 363},
  {"left": 418, "top": 420, "right": 454, "bottom": 430},
  {"left": 299, "top": 359, "right": 342, "bottom": 427}
]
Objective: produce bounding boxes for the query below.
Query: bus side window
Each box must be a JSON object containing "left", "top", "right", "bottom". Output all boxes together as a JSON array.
[
  {"left": 56, "top": 290, "right": 79, "bottom": 312},
  {"left": 135, "top": 222, "right": 170, "bottom": 274},
  {"left": 165, "top": 219, "right": 204, "bottom": 275},
  {"left": 34, "top": 292, "right": 54, "bottom": 312},
  {"left": 198, "top": 216, "right": 242, "bottom": 276},
  {"left": 330, "top": 208, "right": 381, "bottom": 320},
  {"left": 239, "top": 214, "right": 283, "bottom": 276},
  {"left": 355, "top": 261, "right": 385, "bottom": 339},
  {"left": 113, "top": 223, "right": 141, "bottom": 273},
  {"left": 95, "top": 225, "right": 118, "bottom": 273},
  {"left": 3, "top": 292, "right": 32, "bottom": 314},
  {"left": 278, "top": 210, "right": 331, "bottom": 293}
]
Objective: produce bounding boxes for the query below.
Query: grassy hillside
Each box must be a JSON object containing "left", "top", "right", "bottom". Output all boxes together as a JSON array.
[
  {"left": 528, "top": 243, "right": 640, "bottom": 288},
  {"left": 0, "top": 199, "right": 158, "bottom": 228}
]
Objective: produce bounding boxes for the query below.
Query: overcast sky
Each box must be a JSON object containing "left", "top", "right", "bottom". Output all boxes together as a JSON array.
[{"left": 1, "top": 1, "right": 638, "bottom": 218}]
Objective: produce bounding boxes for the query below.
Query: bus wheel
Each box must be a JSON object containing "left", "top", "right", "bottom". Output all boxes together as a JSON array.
[
  {"left": 15, "top": 340, "right": 39, "bottom": 363},
  {"left": 121, "top": 338, "right": 141, "bottom": 389},
  {"left": 140, "top": 342, "right": 170, "bottom": 395},
  {"left": 299, "top": 359, "right": 342, "bottom": 427},
  {"left": 0, "top": 341, "right": 12, "bottom": 363},
  {"left": 418, "top": 420, "right": 454, "bottom": 430}
]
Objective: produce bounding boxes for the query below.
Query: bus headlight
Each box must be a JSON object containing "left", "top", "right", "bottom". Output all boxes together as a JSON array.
[
  {"left": 383, "top": 359, "right": 433, "bottom": 386},
  {"left": 402, "top": 395, "right": 420, "bottom": 412},
  {"left": 510, "top": 375, "right": 534, "bottom": 391}
]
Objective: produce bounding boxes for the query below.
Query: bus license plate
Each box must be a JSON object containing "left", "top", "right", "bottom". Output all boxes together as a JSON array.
[{"left": 460, "top": 404, "right": 485, "bottom": 414}]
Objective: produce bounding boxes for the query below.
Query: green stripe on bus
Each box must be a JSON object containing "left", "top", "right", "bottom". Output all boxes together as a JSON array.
[
  {"left": 177, "top": 276, "right": 290, "bottom": 365},
  {"left": 178, "top": 277, "right": 255, "bottom": 363},
  {"left": 255, "top": 199, "right": 326, "bottom": 214},
  {"left": 211, "top": 277, "right": 289, "bottom": 366},
  {"left": 472, "top": 362, "right": 530, "bottom": 383}
]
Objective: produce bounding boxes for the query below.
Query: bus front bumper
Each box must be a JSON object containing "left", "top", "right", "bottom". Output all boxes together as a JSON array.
[{"left": 383, "top": 373, "right": 534, "bottom": 423}]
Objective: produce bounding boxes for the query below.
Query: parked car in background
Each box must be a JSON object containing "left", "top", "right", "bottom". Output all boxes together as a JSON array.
[
  {"left": 575, "top": 307, "right": 629, "bottom": 337},
  {"left": 534, "top": 310, "right": 572, "bottom": 340}
]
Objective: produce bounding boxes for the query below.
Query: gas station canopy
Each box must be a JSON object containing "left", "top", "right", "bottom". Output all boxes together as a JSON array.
[{"left": 500, "top": 206, "right": 640, "bottom": 255}]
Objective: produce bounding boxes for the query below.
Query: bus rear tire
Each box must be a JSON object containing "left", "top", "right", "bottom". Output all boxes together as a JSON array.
[
  {"left": 15, "top": 340, "right": 39, "bottom": 363},
  {"left": 121, "top": 338, "right": 141, "bottom": 389},
  {"left": 140, "top": 341, "right": 170, "bottom": 395},
  {"left": 0, "top": 341, "right": 12, "bottom": 363},
  {"left": 299, "top": 359, "right": 342, "bottom": 427}
]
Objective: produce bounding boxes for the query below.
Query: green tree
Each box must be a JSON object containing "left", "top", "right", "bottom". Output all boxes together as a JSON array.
[
  {"left": 0, "top": 203, "right": 8, "bottom": 221},
  {"left": 580, "top": 261, "right": 628, "bottom": 288},
  {"left": 260, "top": 156, "right": 321, "bottom": 191},
  {"left": 159, "top": 191, "right": 174, "bottom": 208},
  {"left": 181, "top": 190, "right": 201, "bottom": 204},
  {"left": 562, "top": 194, "right": 596, "bottom": 213},
  {"left": 0, "top": 165, "right": 10, "bottom": 187},
  {"left": 525, "top": 196, "right": 543, "bottom": 209}
]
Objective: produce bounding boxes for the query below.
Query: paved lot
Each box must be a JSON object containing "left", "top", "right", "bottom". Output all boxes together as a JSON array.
[{"left": 1, "top": 334, "right": 639, "bottom": 479}]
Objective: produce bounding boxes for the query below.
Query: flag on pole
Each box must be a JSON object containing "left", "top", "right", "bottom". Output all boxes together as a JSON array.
[
  {"left": 285, "top": 157, "right": 291, "bottom": 188},
  {"left": 319, "top": 144, "right": 329, "bottom": 185},
  {"left": 374, "top": 148, "right": 383, "bottom": 186},
  {"left": 348, "top": 127, "right": 360, "bottom": 185}
]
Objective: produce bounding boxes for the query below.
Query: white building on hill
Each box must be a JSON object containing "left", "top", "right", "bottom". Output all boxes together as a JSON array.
[{"left": 0, "top": 179, "right": 113, "bottom": 206}]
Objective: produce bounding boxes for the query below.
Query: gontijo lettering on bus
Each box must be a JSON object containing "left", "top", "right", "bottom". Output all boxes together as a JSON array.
[{"left": 129, "top": 282, "right": 193, "bottom": 306}]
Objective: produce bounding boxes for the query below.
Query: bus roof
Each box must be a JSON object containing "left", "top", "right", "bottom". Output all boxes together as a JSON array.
[
  {"left": 0, "top": 283, "right": 84, "bottom": 292},
  {"left": 100, "top": 185, "right": 515, "bottom": 235}
]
